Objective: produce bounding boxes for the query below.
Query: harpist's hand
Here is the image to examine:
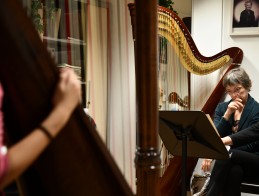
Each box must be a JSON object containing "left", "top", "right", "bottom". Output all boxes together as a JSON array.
[
  {"left": 228, "top": 98, "right": 243, "bottom": 112},
  {"left": 52, "top": 68, "right": 81, "bottom": 114},
  {"left": 201, "top": 159, "right": 213, "bottom": 172},
  {"left": 222, "top": 136, "right": 233, "bottom": 146},
  {"left": 224, "top": 98, "right": 243, "bottom": 120}
]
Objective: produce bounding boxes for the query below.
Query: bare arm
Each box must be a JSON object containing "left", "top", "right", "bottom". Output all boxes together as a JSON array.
[{"left": 0, "top": 68, "right": 81, "bottom": 190}]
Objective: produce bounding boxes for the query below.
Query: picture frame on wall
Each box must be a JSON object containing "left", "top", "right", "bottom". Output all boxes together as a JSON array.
[{"left": 230, "top": 0, "right": 259, "bottom": 36}]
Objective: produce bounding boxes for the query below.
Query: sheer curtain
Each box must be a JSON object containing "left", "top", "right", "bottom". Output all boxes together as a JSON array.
[
  {"left": 106, "top": 0, "right": 136, "bottom": 191},
  {"left": 87, "top": 0, "right": 108, "bottom": 142},
  {"left": 87, "top": 0, "right": 136, "bottom": 191}
]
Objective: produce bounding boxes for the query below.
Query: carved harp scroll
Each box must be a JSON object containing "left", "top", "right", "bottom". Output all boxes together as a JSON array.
[
  {"left": 0, "top": 1, "right": 133, "bottom": 196},
  {"left": 128, "top": 3, "right": 243, "bottom": 196},
  {"left": 158, "top": 6, "right": 231, "bottom": 75}
]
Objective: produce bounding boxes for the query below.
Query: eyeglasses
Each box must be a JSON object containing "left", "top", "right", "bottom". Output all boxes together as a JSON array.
[{"left": 226, "top": 86, "right": 243, "bottom": 95}]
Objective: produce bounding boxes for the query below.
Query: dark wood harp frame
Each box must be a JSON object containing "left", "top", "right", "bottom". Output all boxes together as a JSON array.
[
  {"left": 0, "top": 1, "right": 133, "bottom": 196},
  {"left": 0, "top": 1, "right": 244, "bottom": 196},
  {"left": 128, "top": 2, "right": 243, "bottom": 196}
]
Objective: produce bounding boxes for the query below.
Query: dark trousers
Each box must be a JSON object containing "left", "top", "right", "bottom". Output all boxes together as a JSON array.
[{"left": 206, "top": 149, "right": 259, "bottom": 196}]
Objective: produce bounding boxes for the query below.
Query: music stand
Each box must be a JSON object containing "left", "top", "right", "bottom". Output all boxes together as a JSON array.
[{"left": 159, "top": 111, "right": 229, "bottom": 196}]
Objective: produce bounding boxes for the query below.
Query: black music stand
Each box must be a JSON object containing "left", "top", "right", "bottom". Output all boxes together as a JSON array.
[{"left": 159, "top": 111, "right": 229, "bottom": 196}]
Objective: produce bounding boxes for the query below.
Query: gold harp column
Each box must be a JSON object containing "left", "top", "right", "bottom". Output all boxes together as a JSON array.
[{"left": 135, "top": 0, "right": 161, "bottom": 196}]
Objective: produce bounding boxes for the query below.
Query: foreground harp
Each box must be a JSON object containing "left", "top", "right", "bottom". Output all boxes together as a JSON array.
[
  {"left": 128, "top": 3, "right": 243, "bottom": 196},
  {"left": 0, "top": 1, "right": 133, "bottom": 196}
]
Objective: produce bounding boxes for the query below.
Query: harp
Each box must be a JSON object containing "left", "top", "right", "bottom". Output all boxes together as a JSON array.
[
  {"left": 128, "top": 3, "right": 243, "bottom": 196},
  {"left": 0, "top": 1, "right": 133, "bottom": 195}
]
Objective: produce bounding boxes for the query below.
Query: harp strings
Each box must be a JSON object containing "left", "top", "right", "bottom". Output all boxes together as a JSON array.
[
  {"left": 158, "top": 8, "right": 231, "bottom": 75},
  {"left": 158, "top": 12, "right": 189, "bottom": 111}
]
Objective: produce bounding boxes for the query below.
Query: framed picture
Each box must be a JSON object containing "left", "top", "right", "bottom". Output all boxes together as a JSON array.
[
  {"left": 159, "top": 36, "right": 167, "bottom": 64},
  {"left": 230, "top": 0, "right": 259, "bottom": 36}
]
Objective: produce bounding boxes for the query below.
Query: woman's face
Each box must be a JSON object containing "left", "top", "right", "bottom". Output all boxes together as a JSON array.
[{"left": 225, "top": 84, "right": 248, "bottom": 103}]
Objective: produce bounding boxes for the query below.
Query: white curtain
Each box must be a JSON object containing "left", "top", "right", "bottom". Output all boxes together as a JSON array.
[
  {"left": 87, "top": 0, "right": 136, "bottom": 192},
  {"left": 106, "top": 0, "right": 136, "bottom": 192},
  {"left": 87, "top": 0, "right": 108, "bottom": 142}
]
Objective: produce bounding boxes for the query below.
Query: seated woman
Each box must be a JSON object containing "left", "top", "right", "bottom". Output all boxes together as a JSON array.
[
  {"left": 0, "top": 68, "right": 81, "bottom": 192},
  {"left": 200, "top": 67, "right": 259, "bottom": 196}
]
